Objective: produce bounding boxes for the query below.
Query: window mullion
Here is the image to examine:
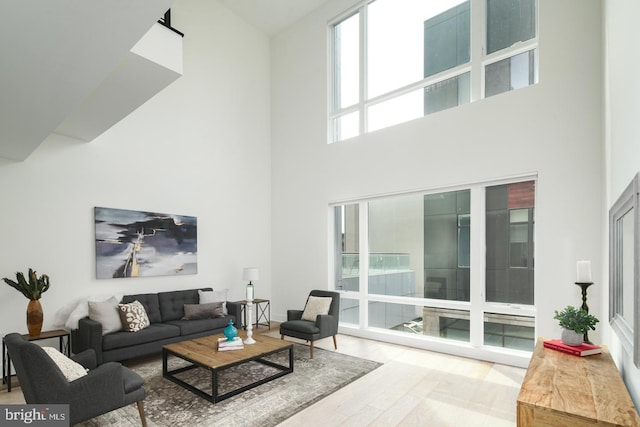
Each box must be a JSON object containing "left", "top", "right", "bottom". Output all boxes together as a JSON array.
[
  {"left": 470, "top": 0, "right": 485, "bottom": 102},
  {"left": 359, "top": 200, "right": 369, "bottom": 328},
  {"left": 470, "top": 185, "right": 486, "bottom": 347},
  {"left": 359, "top": 4, "right": 368, "bottom": 137}
]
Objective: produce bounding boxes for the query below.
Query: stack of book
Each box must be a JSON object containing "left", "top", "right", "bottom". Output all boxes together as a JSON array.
[
  {"left": 217, "top": 337, "right": 244, "bottom": 351},
  {"left": 543, "top": 339, "right": 601, "bottom": 356}
]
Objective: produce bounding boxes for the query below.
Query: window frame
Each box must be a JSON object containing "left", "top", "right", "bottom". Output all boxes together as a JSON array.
[
  {"left": 330, "top": 175, "right": 537, "bottom": 360},
  {"left": 328, "top": 0, "right": 539, "bottom": 143}
]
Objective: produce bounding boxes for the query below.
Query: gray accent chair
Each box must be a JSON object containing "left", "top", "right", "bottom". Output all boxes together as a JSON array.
[
  {"left": 280, "top": 290, "right": 340, "bottom": 358},
  {"left": 4, "top": 333, "right": 146, "bottom": 426}
]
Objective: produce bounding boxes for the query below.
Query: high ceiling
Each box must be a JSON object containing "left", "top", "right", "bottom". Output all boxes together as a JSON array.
[{"left": 220, "top": 0, "right": 331, "bottom": 36}]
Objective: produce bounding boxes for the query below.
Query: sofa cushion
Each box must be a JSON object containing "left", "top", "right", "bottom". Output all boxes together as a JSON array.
[
  {"left": 280, "top": 319, "right": 320, "bottom": 335},
  {"left": 199, "top": 289, "right": 229, "bottom": 315},
  {"left": 165, "top": 316, "right": 232, "bottom": 336},
  {"left": 121, "top": 293, "right": 161, "bottom": 324},
  {"left": 102, "top": 324, "right": 180, "bottom": 351},
  {"left": 301, "top": 296, "right": 333, "bottom": 321},
  {"left": 182, "top": 302, "right": 224, "bottom": 320},
  {"left": 158, "top": 288, "right": 211, "bottom": 322},
  {"left": 88, "top": 297, "right": 122, "bottom": 335}
]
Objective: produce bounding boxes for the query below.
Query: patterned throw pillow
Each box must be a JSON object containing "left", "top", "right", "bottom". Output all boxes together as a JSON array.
[
  {"left": 42, "top": 347, "right": 88, "bottom": 382},
  {"left": 118, "top": 300, "right": 151, "bottom": 332},
  {"left": 301, "top": 296, "right": 333, "bottom": 321}
]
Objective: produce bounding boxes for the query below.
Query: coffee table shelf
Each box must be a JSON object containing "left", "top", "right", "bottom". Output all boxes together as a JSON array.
[{"left": 162, "top": 333, "right": 293, "bottom": 403}]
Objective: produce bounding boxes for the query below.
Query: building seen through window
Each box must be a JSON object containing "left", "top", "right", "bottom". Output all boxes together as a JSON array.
[{"left": 330, "top": 0, "right": 538, "bottom": 142}]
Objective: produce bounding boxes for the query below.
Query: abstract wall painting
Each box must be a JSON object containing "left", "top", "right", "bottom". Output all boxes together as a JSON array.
[{"left": 95, "top": 207, "right": 197, "bottom": 279}]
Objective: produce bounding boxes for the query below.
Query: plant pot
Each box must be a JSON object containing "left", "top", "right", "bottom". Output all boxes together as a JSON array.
[
  {"left": 561, "top": 328, "right": 583, "bottom": 346},
  {"left": 26, "top": 299, "right": 43, "bottom": 337}
]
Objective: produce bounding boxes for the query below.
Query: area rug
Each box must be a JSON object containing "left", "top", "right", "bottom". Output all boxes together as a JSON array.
[{"left": 77, "top": 343, "right": 381, "bottom": 427}]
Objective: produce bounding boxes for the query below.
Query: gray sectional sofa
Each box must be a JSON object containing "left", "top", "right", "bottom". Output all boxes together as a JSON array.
[{"left": 71, "top": 288, "right": 241, "bottom": 364}]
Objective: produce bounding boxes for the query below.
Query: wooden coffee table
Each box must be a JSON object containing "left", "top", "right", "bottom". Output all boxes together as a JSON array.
[{"left": 162, "top": 333, "right": 293, "bottom": 403}]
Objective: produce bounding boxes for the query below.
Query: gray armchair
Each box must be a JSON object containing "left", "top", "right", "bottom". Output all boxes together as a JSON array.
[
  {"left": 280, "top": 290, "right": 340, "bottom": 358},
  {"left": 4, "top": 333, "right": 146, "bottom": 426}
]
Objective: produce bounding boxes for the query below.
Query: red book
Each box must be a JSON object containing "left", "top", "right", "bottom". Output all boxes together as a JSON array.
[{"left": 543, "top": 339, "right": 602, "bottom": 356}]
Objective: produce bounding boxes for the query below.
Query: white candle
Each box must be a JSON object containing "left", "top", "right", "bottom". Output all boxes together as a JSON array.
[{"left": 577, "top": 260, "right": 592, "bottom": 283}]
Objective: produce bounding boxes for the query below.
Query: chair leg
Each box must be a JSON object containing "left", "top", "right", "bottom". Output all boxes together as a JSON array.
[
  {"left": 333, "top": 335, "right": 337, "bottom": 350},
  {"left": 136, "top": 401, "right": 147, "bottom": 427},
  {"left": 310, "top": 341, "right": 314, "bottom": 359},
  {"left": 281, "top": 335, "right": 284, "bottom": 340}
]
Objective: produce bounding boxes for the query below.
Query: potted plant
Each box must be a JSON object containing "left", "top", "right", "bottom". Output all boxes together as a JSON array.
[
  {"left": 3, "top": 268, "right": 50, "bottom": 336},
  {"left": 553, "top": 305, "right": 599, "bottom": 346}
]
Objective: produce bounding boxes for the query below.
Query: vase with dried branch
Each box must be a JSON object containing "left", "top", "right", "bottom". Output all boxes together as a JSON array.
[{"left": 3, "top": 268, "right": 50, "bottom": 336}]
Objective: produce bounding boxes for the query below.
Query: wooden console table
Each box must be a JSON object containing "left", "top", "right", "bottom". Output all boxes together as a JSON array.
[{"left": 517, "top": 338, "right": 640, "bottom": 426}]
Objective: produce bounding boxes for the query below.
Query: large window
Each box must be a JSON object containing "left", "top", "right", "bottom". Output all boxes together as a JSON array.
[
  {"left": 333, "top": 178, "right": 536, "bottom": 355},
  {"left": 330, "top": 0, "right": 538, "bottom": 143}
]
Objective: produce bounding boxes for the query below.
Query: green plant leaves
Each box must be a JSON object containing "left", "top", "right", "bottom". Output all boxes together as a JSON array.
[
  {"left": 553, "top": 305, "right": 599, "bottom": 334},
  {"left": 2, "top": 268, "right": 50, "bottom": 300}
]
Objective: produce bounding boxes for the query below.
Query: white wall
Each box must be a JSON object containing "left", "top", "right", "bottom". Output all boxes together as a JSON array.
[
  {"left": 0, "top": 0, "right": 272, "bottom": 336},
  {"left": 271, "top": 0, "right": 604, "bottom": 362},
  {"left": 605, "top": 0, "right": 640, "bottom": 407}
]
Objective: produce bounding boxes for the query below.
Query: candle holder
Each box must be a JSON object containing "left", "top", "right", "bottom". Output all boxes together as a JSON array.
[{"left": 574, "top": 281, "right": 594, "bottom": 344}]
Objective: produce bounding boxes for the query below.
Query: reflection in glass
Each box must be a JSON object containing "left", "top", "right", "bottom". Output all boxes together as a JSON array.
[
  {"left": 424, "top": 190, "right": 471, "bottom": 301},
  {"left": 369, "top": 195, "right": 422, "bottom": 297},
  {"left": 335, "top": 204, "right": 360, "bottom": 292},
  {"left": 486, "top": 0, "right": 536, "bottom": 55},
  {"left": 486, "top": 181, "right": 535, "bottom": 304},
  {"left": 484, "top": 313, "right": 534, "bottom": 351},
  {"left": 340, "top": 298, "right": 360, "bottom": 325},
  {"left": 423, "top": 307, "right": 470, "bottom": 342},
  {"left": 485, "top": 50, "right": 536, "bottom": 98}
]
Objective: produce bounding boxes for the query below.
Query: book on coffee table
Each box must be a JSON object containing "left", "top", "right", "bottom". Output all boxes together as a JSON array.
[
  {"left": 543, "top": 339, "right": 601, "bottom": 356},
  {"left": 217, "top": 337, "right": 244, "bottom": 351}
]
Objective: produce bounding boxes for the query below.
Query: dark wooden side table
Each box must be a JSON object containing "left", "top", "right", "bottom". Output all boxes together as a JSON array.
[
  {"left": 3, "top": 329, "right": 71, "bottom": 392},
  {"left": 234, "top": 299, "right": 271, "bottom": 330}
]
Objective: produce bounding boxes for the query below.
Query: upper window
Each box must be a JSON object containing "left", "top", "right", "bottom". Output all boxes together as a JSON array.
[{"left": 329, "top": 0, "right": 538, "bottom": 143}]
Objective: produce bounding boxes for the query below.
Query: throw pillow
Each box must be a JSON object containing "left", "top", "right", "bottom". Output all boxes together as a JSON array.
[
  {"left": 301, "top": 296, "right": 333, "bottom": 321},
  {"left": 198, "top": 289, "right": 229, "bottom": 315},
  {"left": 118, "top": 300, "right": 151, "bottom": 332},
  {"left": 42, "top": 347, "right": 88, "bottom": 382},
  {"left": 182, "top": 302, "right": 225, "bottom": 320},
  {"left": 88, "top": 297, "right": 122, "bottom": 335}
]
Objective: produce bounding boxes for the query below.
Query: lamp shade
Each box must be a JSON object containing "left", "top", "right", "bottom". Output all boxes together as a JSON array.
[{"left": 242, "top": 267, "right": 259, "bottom": 282}]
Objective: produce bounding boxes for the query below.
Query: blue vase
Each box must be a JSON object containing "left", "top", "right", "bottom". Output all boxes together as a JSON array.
[{"left": 224, "top": 320, "right": 237, "bottom": 341}]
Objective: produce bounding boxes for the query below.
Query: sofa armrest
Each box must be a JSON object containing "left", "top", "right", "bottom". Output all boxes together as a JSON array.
[
  {"left": 71, "top": 349, "right": 97, "bottom": 370},
  {"left": 68, "top": 362, "right": 125, "bottom": 422},
  {"left": 316, "top": 314, "right": 338, "bottom": 336},
  {"left": 226, "top": 301, "right": 242, "bottom": 326},
  {"left": 287, "top": 310, "right": 303, "bottom": 321},
  {"left": 72, "top": 317, "right": 104, "bottom": 364}
]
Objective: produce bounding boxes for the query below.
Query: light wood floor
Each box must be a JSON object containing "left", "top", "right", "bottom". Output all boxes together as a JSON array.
[{"left": 1, "top": 325, "right": 525, "bottom": 426}]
